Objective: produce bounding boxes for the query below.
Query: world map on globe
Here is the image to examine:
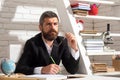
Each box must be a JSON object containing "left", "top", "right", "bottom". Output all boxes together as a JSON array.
[{"left": 1, "top": 58, "right": 16, "bottom": 75}]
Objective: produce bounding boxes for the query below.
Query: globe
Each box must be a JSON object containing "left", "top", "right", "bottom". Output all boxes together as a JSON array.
[{"left": 1, "top": 58, "right": 16, "bottom": 75}]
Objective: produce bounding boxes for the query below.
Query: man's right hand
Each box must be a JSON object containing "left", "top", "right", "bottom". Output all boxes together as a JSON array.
[{"left": 41, "top": 64, "right": 60, "bottom": 74}]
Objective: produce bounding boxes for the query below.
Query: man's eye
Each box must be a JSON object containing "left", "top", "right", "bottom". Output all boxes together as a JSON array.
[
  {"left": 48, "top": 23, "right": 51, "bottom": 25},
  {"left": 47, "top": 23, "right": 51, "bottom": 26},
  {"left": 46, "top": 23, "right": 58, "bottom": 26},
  {"left": 54, "top": 23, "right": 58, "bottom": 25}
]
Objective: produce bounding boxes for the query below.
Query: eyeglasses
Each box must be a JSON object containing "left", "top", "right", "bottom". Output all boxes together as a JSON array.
[{"left": 53, "top": 30, "right": 66, "bottom": 47}]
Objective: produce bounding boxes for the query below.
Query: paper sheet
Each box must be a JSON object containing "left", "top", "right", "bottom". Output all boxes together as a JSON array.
[{"left": 25, "top": 74, "right": 67, "bottom": 80}]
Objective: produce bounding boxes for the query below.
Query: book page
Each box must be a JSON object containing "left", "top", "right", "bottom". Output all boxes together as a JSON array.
[{"left": 25, "top": 74, "right": 67, "bottom": 80}]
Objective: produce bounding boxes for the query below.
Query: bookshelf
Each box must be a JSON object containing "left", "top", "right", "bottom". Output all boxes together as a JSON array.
[
  {"left": 80, "top": 33, "right": 120, "bottom": 37},
  {"left": 54, "top": 0, "right": 120, "bottom": 75},
  {"left": 70, "top": 0, "right": 115, "bottom": 5},
  {"left": 74, "top": 15, "right": 120, "bottom": 20},
  {"left": 87, "top": 51, "right": 120, "bottom": 56}
]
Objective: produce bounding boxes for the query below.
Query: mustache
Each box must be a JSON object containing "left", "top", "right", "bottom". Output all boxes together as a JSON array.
[{"left": 48, "top": 29, "right": 57, "bottom": 33}]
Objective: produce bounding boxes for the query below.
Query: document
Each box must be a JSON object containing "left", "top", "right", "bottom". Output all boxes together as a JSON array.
[{"left": 25, "top": 74, "right": 67, "bottom": 80}]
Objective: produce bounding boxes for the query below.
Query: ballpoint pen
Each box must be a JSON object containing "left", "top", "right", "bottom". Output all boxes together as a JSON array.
[
  {"left": 50, "top": 56, "right": 61, "bottom": 74},
  {"left": 50, "top": 56, "right": 56, "bottom": 64}
]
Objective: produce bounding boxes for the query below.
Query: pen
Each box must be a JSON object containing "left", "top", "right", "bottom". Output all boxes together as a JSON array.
[
  {"left": 50, "top": 56, "right": 56, "bottom": 64},
  {"left": 50, "top": 56, "right": 61, "bottom": 74}
]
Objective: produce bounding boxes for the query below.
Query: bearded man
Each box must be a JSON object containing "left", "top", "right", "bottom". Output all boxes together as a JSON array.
[{"left": 15, "top": 11, "right": 80, "bottom": 75}]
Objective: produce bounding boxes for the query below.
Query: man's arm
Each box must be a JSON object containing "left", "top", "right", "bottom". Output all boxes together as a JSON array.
[
  {"left": 61, "top": 37, "right": 80, "bottom": 74},
  {"left": 15, "top": 40, "right": 35, "bottom": 75}
]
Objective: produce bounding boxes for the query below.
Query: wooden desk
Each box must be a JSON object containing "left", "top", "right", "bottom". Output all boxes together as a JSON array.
[
  {"left": 0, "top": 76, "right": 39, "bottom": 80},
  {"left": 0, "top": 73, "right": 120, "bottom": 80},
  {"left": 0, "top": 74, "right": 39, "bottom": 80},
  {"left": 67, "top": 75, "right": 120, "bottom": 80},
  {"left": 0, "top": 74, "right": 67, "bottom": 80}
]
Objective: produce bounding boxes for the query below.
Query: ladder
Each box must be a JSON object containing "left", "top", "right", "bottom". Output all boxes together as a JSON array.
[{"left": 54, "top": 0, "right": 92, "bottom": 75}]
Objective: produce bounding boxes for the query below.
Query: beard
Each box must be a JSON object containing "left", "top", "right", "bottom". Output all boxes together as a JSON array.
[{"left": 42, "top": 29, "right": 58, "bottom": 41}]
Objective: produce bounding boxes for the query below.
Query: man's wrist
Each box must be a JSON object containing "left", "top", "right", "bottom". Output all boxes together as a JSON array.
[{"left": 73, "top": 47, "right": 79, "bottom": 52}]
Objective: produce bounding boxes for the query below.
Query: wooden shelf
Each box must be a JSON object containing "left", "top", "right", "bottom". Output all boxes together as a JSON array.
[
  {"left": 80, "top": 33, "right": 120, "bottom": 37},
  {"left": 80, "top": 33, "right": 102, "bottom": 36},
  {"left": 70, "top": 0, "right": 115, "bottom": 5},
  {"left": 87, "top": 51, "right": 120, "bottom": 56},
  {"left": 94, "top": 71, "right": 120, "bottom": 77},
  {"left": 74, "top": 15, "right": 120, "bottom": 21}
]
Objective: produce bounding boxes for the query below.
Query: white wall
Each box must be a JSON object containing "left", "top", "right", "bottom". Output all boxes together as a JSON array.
[
  {"left": 0, "top": 0, "right": 57, "bottom": 60},
  {"left": 0, "top": 0, "right": 58, "bottom": 72}
]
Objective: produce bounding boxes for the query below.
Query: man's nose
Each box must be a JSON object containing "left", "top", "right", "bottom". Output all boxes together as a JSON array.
[{"left": 50, "top": 24, "right": 55, "bottom": 28}]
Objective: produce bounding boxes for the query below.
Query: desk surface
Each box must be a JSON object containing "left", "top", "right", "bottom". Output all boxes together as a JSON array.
[
  {"left": 0, "top": 73, "right": 120, "bottom": 80},
  {"left": 67, "top": 75, "right": 120, "bottom": 80}
]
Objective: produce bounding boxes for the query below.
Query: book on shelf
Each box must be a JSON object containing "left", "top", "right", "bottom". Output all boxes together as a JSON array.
[
  {"left": 71, "top": 3, "right": 90, "bottom": 8},
  {"left": 84, "top": 39, "right": 104, "bottom": 52},
  {"left": 72, "top": 7, "right": 90, "bottom": 11},
  {"left": 86, "top": 49, "right": 104, "bottom": 52},
  {"left": 71, "top": 2, "right": 90, "bottom": 10},
  {"left": 83, "top": 39, "right": 104, "bottom": 47},
  {"left": 84, "top": 43, "right": 104, "bottom": 46},
  {"left": 85, "top": 46, "right": 104, "bottom": 50},
  {"left": 92, "top": 63, "right": 107, "bottom": 73},
  {"left": 71, "top": 2, "right": 90, "bottom": 16},
  {"left": 84, "top": 39, "right": 104, "bottom": 43},
  {"left": 80, "top": 30, "right": 97, "bottom": 34},
  {"left": 72, "top": 9, "right": 88, "bottom": 16}
]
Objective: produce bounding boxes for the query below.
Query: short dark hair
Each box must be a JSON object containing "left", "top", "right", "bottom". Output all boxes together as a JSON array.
[{"left": 39, "top": 11, "right": 59, "bottom": 26}]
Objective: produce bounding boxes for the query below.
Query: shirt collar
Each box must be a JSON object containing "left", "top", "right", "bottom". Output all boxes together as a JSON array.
[{"left": 42, "top": 36, "right": 53, "bottom": 55}]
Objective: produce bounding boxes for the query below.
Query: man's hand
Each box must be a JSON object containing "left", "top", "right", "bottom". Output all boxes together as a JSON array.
[
  {"left": 41, "top": 64, "right": 60, "bottom": 74},
  {"left": 65, "top": 32, "right": 78, "bottom": 52}
]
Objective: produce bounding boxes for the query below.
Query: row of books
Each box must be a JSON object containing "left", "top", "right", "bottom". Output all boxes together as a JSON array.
[
  {"left": 71, "top": 3, "right": 90, "bottom": 16},
  {"left": 83, "top": 39, "right": 104, "bottom": 52}
]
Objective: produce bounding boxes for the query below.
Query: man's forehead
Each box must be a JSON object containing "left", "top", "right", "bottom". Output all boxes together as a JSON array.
[{"left": 44, "top": 17, "right": 58, "bottom": 23}]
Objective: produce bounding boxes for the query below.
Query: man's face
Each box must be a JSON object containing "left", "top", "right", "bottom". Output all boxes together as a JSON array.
[{"left": 40, "top": 17, "right": 59, "bottom": 41}]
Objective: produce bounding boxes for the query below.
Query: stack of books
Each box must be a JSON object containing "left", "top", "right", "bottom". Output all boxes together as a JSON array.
[
  {"left": 92, "top": 63, "right": 107, "bottom": 73},
  {"left": 71, "top": 3, "right": 90, "bottom": 16},
  {"left": 84, "top": 39, "right": 104, "bottom": 52}
]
